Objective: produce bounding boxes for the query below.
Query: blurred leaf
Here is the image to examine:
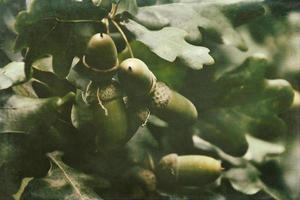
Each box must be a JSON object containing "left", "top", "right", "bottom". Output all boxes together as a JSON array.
[
  {"left": 224, "top": 164, "right": 262, "bottom": 195},
  {"left": 193, "top": 55, "right": 294, "bottom": 156},
  {"left": 21, "top": 151, "right": 109, "bottom": 200},
  {"left": 273, "top": 12, "right": 300, "bottom": 89},
  {"left": 127, "top": 0, "right": 266, "bottom": 49},
  {"left": 244, "top": 135, "right": 285, "bottom": 163},
  {"left": 125, "top": 20, "right": 214, "bottom": 70},
  {"left": 224, "top": 163, "right": 292, "bottom": 200},
  {"left": 31, "top": 56, "right": 56, "bottom": 72},
  {"left": 0, "top": 90, "right": 71, "bottom": 198},
  {"left": 136, "top": 0, "right": 156, "bottom": 7},
  {"left": 242, "top": 11, "right": 300, "bottom": 89},
  {"left": 0, "top": 61, "right": 26, "bottom": 90},
  {"left": 125, "top": 126, "right": 159, "bottom": 167},
  {"left": 0, "top": 133, "right": 25, "bottom": 197},
  {"left": 14, "top": 0, "right": 110, "bottom": 78},
  {"left": 282, "top": 134, "right": 300, "bottom": 199},
  {"left": 32, "top": 69, "right": 75, "bottom": 98},
  {"left": 258, "top": 160, "right": 293, "bottom": 200},
  {"left": 0, "top": 0, "right": 24, "bottom": 65},
  {"left": 116, "top": 0, "right": 138, "bottom": 15},
  {"left": 0, "top": 91, "right": 66, "bottom": 134},
  {"left": 12, "top": 79, "right": 38, "bottom": 98}
]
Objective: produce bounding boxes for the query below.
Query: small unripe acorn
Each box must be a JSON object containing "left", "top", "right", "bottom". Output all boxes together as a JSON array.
[
  {"left": 157, "top": 154, "right": 222, "bottom": 187},
  {"left": 118, "top": 58, "right": 156, "bottom": 97},
  {"left": 84, "top": 33, "right": 119, "bottom": 72}
]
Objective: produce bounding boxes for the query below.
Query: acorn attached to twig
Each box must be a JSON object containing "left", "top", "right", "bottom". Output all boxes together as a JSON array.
[
  {"left": 72, "top": 33, "right": 132, "bottom": 152},
  {"left": 157, "top": 154, "right": 222, "bottom": 187},
  {"left": 118, "top": 58, "right": 198, "bottom": 126}
]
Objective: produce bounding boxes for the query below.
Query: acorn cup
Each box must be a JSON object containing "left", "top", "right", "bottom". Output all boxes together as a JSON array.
[
  {"left": 124, "top": 166, "right": 157, "bottom": 193},
  {"left": 157, "top": 154, "right": 222, "bottom": 187},
  {"left": 118, "top": 58, "right": 198, "bottom": 126}
]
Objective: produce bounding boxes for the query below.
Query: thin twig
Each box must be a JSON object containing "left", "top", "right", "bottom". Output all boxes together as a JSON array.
[
  {"left": 110, "top": 1, "right": 121, "bottom": 18},
  {"left": 41, "top": 17, "right": 103, "bottom": 24},
  {"left": 111, "top": 19, "right": 134, "bottom": 58}
]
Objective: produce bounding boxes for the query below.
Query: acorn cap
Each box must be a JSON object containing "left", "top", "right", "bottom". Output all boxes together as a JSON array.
[
  {"left": 126, "top": 166, "right": 157, "bottom": 192},
  {"left": 84, "top": 33, "right": 119, "bottom": 71},
  {"left": 118, "top": 58, "right": 156, "bottom": 97}
]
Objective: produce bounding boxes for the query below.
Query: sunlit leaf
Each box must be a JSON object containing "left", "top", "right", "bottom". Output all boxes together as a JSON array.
[
  {"left": 0, "top": 62, "right": 26, "bottom": 90},
  {"left": 125, "top": 20, "right": 214, "bottom": 70}
]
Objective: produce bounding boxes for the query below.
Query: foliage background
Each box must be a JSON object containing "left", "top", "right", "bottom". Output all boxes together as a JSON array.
[{"left": 0, "top": 0, "right": 299, "bottom": 199}]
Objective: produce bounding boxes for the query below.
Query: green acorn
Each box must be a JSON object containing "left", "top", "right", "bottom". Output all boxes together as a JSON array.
[
  {"left": 157, "top": 154, "right": 222, "bottom": 187},
  {"left": 85, "top": 33, "right": 118, "bottom": 70},
  {"left": 150, "top": 82, "right": 198, "bottom": 126},
  {"left": 118, "top": 58, "right": 198, "bottom": 125},
  {"left": 71, "top": 81, "right": 130, "bottom": 152},
  {"left": 81, "top": 33, "right": 119, "bottom": 80},
  {"left": 118, "top": 58, "right": 156, "bottom": 97}
]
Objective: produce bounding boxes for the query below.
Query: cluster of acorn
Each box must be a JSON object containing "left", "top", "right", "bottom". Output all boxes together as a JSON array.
[{"left": 71, "top": 33, "right": 222, "bottom": 190}]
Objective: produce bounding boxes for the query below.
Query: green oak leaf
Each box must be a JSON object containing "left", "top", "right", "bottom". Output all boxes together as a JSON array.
[
  {"left": 0, "top": 61, "right": 26, "bottom": 90},
  {"left": 32, "top": 69, "right": 75, "bottom": 98},
  {"left": 0, "top": 133, "right": 49, "bottom": 199},
  {"left": 0, "top": 133, "right": 26, "bottom": 197},
  {"left": 0, "top": 91, "right": 74, "bottom": 134},
  {"left": 191, "top": 55, "right": 294, "bottom": 156},
  {"left": 14, "top": 0, "right": 110, "bottom": 78},
  {"left": 0, "top": 91, "right": 75, "bottom": 198},
  {"left": 21, "top": 151, "right": 109, "bottom": 200},
  {"left": 124, "top": 20, "right": 214, "bottom": 70},
  {"left": 126, "top": 0, "right": 265, "bottom": 49}
]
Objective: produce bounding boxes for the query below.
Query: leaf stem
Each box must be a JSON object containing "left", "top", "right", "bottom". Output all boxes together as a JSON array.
[
  {"left": 111, "top": 19, "right": 134, "bottom": 58},
  {"left": 41, "top": 17, "right": 103, "bottom": 24},
  {"left": 47, "top": 152, "right": 84, "bottom": 200},
  {"left": 110, "top": 1, "right": 121, "bottom": 18}
]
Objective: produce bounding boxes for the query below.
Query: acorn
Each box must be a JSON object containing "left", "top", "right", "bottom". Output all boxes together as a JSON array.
[
  {"left": 118, "top": 58, "right": 156, "bottom": 97},
  {"left": 118, "top": 58, "right": 198, "bottom": 125},
  {"left": 157, "top": 154, "right": 222, "bottom": 187},
  {"left": 82, "top": 33, "right": 119, "bottom": 80},
  {"left": 71, "top": 81, "right": 131, "bottom": 152},
  {"left": 150, "top": 82, "right": 198, "bottom": 126}
]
